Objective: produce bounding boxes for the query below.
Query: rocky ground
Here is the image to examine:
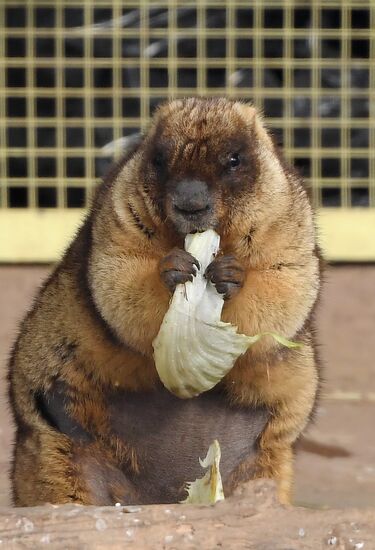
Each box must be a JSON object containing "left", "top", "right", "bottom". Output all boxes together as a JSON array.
[{"left": 0, "top": 265, "right": 374, "bottom": 547}]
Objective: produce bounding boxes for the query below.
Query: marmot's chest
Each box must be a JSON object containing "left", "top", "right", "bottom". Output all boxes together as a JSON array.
[
  {"left": 108, "top": 387, "right": 268, "bottom": 503},
  {"left": 41, "top": 381, "right": 268, "bottom": 504}
]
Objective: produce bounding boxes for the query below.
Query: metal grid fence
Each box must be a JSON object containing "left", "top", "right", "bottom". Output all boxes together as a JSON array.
[{"left": 1, "top": 0, "right": 375, "bottom": 261}]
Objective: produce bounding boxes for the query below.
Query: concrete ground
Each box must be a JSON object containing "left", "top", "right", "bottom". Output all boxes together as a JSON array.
[{"left": 0, "top": 265, "right": 374, "bottom": 508}]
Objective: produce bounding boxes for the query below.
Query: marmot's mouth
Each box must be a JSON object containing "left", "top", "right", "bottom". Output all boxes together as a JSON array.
[
  {"left": 174, "top": 204, "right": 212, "bottom": 217},
  {"left": 169, "top": 213, "right": 217, "bottom": 235},
  {"left": 165, "top": 192, "right": 216, "bottom": 235}
]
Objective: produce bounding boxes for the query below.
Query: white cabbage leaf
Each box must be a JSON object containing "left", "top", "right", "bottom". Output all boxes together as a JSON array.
[{"left": 153, "top": 229, "right": 300, "bottom": 399}]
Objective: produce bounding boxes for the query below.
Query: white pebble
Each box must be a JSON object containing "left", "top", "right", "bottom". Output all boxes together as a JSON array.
[
  {"left": 355, "top": 543, "right": 364, "bottom": 549},
  {"left": 95, "top": 518, "right": 107, "bottom": 531},
  {"left": 299, "top": 527, "right": 305, "bottom": 537},
  {"left": 40, "top": 534, "right": 51, "bottom": 544},
  {"left": 165, "top": 535, "right": 174, "bottom": 543},
  {"left": 66, "top": 508, "right": 81, "bottom": 517},
  {"left": 327, "top": 536, "right": 337, "bottom": 546},
  {"left": 126, "top": 529, "right": 134, "bottom": 538},
  {"left": 164, "top": 509, "right": 172, "bottom": 515},
  {"left": 22, "top": 518, "right": 34, "bottom": 533},
  {"left": 115, "top": 502, "right": 122, "bottom": 507}
]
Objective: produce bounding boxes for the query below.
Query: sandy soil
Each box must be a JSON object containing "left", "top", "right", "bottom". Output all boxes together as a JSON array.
[
  {"left": 0, "top": 481, "right": 374, "bottom": 549},
  {"left": 0, "top": 265, "right": 374, "bottom": 509}
]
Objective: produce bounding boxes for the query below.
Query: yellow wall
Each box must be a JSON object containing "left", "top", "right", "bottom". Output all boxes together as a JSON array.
[{"left": 1, "top": 209, "right": 375, "bottom": 263}]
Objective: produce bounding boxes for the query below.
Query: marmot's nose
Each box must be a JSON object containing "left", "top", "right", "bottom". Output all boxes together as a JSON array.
[{"left": 173, "top": 180, "right": 211, "bottom": 215}]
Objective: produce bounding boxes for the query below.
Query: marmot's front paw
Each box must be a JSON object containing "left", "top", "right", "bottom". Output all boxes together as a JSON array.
[
  {"left": 159, "top": 248, "right": 200, "bottom": 292},
  {"left": 205, "top": 255, "right": 245, "bottom": 300}
]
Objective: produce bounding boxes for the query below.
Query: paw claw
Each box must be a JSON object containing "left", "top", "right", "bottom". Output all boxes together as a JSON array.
[
  {"left": 159, "top": 248, "right": 200, "bottom": 292},
  {"left": 205, "top": 254, "right": 245, "bottom": 300}
]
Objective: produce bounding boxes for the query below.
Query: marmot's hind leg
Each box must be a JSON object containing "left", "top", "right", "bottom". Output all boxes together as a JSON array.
[
  {"left": 12, "top": 430, "right": 138, "bottom": 506},
  {"left": 12, "top": 380, "right": 139, "bottom": 506}
]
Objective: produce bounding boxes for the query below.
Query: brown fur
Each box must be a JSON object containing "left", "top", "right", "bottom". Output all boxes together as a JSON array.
[{"left": 8, "top": 98, "right": 321, "bottom": 505}]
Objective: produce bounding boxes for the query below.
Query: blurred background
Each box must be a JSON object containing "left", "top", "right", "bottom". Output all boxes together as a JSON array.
[{"left": 0, "top": 1, "right": 374, "bottom": 509}]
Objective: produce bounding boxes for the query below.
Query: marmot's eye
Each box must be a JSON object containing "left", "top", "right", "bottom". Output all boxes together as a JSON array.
[
  {"left": 229, "top": 153, "right": 240, "bottom": 168},
  {"left": 153, "top": 153, "right": 164, "bottom": 168}
]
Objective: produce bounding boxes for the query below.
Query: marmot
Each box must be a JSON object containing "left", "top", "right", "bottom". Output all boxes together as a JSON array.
[{"left": 8, "top": 98, "right": 321, "bottom": 506}]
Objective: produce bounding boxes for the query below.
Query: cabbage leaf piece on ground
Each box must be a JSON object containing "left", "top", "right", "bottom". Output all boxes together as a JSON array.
[{"left": 181, "top": 439, "right": 224, "bottom": 505}]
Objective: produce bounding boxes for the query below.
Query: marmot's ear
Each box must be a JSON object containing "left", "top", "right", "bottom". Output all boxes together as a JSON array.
[
  {"left": 121, "top": 133, "right": 144, "bottom": 163},
  {"left": 102, "top": 133, "right": 144, "bottom": 163},
  {"left": 235, "top": 102, "right": 275, "bottom": 152}
]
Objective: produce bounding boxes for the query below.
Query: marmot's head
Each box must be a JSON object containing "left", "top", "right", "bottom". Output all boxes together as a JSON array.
[{"left": 117, "top": 98, "right": 300, "bottom": 238}]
